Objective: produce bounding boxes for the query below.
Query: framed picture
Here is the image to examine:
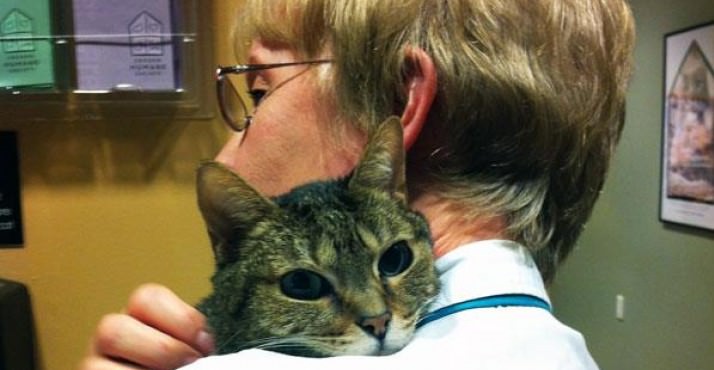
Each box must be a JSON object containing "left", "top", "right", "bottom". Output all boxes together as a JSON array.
[{"left": 660, "top": 20, "right": 714, "bottom": 231}]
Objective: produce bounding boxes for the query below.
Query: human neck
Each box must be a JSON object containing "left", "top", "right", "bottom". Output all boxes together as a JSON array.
[{"left": 410, "top": 193, "right": 507, "bottom": 259}]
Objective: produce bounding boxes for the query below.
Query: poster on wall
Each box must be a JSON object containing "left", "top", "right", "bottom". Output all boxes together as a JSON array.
[
  {"left": 72, "top": 0, "right": 180, "bottom": 92},
  {"left": 661, "top": 21, "right": 714, "bottom": 231},
  {"left": 0, "top": 0, "right": 56, "bottom": 90}
]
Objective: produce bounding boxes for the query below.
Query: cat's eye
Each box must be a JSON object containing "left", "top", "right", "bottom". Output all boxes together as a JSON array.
[
  {"left": 280, "top": 269, "right": 333, "bottom": 300},
  {"left": 378, "top": 241, "right": 413, "bottom": 277}
]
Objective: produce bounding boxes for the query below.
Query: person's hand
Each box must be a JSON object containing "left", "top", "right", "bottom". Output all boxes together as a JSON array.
[{"left": 80, "top": 284, "right": 215, "bottom": 370}]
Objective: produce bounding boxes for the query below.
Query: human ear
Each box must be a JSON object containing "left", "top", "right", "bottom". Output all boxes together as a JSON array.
[{"left": 400, "top": 46, "right": 437, "bottom": 151}]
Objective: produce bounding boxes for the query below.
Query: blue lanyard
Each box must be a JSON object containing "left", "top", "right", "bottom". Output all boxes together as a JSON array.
[{"left": 416, "top": 293, "right": 552, "bottom": 329}]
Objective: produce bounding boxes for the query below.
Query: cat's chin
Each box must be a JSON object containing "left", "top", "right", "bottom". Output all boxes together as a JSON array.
[
  {"left": 374, "top": 344, "right": 403, "bottom": 356},
  {"left": 377, "top": 335, "right": 412, "bottom": 356},
  {"left": 342, "top": 338, "right": 408, "bottom": 357},
  {"left": 264, "top": 330, "right": 413, "bottom": 358},
  {"left": 329, "top": 327, "right": 414, "bottom": 357}
]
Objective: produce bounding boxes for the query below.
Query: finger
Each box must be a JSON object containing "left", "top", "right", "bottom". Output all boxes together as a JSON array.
[
  {"left": 126, "top": 284, "right": 215, "bottom": 355},
  {"left": 79, "top": 355, "right": 144, "bottom": 370},
  {"left": 94, "top": 313, "right": 202, "bottom": 370}
]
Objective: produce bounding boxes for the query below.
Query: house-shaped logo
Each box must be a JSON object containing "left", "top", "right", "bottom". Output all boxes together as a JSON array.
[
  {"left": 669, "top": 42, "right": 713, "bottom": 101},
  {"left": 129, "top": 11, "right": 164, "bottom": 56},
  {"left": 1, "top": 9, "right": 35, "bottom": 53}
]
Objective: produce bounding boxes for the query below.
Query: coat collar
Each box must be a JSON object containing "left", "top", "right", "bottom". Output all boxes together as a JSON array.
[{"left": 430, "top": 239, "right": 550, "bottom": 312}]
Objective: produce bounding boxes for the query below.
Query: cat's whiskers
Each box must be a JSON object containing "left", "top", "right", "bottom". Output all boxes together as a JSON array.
[
  {"left": 211, "top": 294, "right": 436, "bottom": 355},
  {"left": 412, "top": 295, "right": 438, "bottom": 321},
  {"left": 216, "top": 332, "right": 347, "bottom": 356}
]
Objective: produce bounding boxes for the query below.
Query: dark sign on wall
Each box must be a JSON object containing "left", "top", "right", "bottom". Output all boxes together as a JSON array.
[{"left": 0, "top": 131, "right": 23, "bottom": 246}]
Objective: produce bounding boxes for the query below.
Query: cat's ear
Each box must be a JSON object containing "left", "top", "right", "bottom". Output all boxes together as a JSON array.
[
  {"left": 349, "top": 116, "right": 407, "bottom": 203},
  {"left": 196, "top": 161, "right": 277, "bottom": 266}
]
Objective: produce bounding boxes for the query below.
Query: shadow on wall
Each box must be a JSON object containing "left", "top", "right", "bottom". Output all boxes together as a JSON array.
[{"left": 662, "top": 221, "right": 714, "bottom": 241}]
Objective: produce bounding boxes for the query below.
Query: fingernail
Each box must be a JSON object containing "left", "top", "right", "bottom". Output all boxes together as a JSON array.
[{"left": 196, "top": 330, "right": 215, "bottom": 355}]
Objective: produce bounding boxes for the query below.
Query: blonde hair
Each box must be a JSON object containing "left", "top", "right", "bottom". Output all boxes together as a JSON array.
[{"left": 236, "top": 0, "right": 636, "bottom": 282}]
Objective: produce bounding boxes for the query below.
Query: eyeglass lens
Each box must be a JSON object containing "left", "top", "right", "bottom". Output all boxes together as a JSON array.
[
  {"left": 217, "top": 60, "right": 332, "bottom": 131},
  {"left": 218, "top": 73, "right": 254, "bottom": 131}
]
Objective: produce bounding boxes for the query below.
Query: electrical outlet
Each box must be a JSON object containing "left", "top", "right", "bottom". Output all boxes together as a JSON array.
[{"left": 616, "top": 294, "right": 625, "bottom": 321}]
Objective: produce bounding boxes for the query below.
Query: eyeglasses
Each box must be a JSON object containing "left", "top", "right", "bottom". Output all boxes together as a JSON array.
[{"left": 215, "top": 60, "right": 332, "bottom": 132}]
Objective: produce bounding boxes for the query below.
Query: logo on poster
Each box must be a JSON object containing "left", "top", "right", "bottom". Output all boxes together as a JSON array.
[
  {"left": 1, "top": 9, "right": 35, "bottom": 53},
  {"left": 129, "top": 11, "right": 164, "bottom": 57}
]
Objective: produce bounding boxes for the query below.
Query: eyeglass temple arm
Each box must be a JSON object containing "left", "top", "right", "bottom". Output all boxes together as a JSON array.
[{"left": 216, "top": 60, "right": 332, "bottom": 77}]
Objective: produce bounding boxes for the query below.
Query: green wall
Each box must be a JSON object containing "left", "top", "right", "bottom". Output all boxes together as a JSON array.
[{"left": 551, "top": 1, "right": 714, "bottom": 369}]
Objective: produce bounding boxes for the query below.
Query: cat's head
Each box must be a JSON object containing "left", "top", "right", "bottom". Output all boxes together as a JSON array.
[{"left": 196, "top": 116, "right": 439, "bottom": 357}]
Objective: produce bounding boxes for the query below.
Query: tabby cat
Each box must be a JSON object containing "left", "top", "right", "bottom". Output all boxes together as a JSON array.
[{"left": 196, "top": 117, "right": 439, "bottom": 357}]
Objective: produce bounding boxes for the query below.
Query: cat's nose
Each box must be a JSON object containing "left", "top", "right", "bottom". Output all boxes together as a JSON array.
[{"left": 358, "top": 312, "right": 392, "bottom": 340}]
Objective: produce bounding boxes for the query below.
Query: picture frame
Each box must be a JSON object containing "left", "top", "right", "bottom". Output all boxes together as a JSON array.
[{"left": 660, "top": 20, "right": 714, "bottom": 231}]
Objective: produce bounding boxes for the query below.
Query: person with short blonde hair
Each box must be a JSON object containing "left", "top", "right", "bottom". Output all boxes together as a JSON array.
[
  {"left": 82, "top": 1, "right": 635, "bottom": 369},
  {"left": 238, "top": 0, "right": 635, "bottom": 282}
]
